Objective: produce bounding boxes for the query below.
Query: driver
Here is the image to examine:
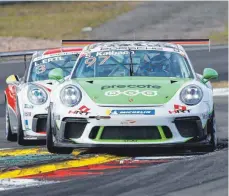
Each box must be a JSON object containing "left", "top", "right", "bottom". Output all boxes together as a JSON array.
[{"left": 138, "top": 52, "right": 170, "bottom": 76}]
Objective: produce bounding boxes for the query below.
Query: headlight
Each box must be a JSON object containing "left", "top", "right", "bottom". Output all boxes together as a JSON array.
[
  {"left": 28, "top": 86, "right": 48, "bottom": 105},
  {"left": 180, "top": 85, "right": 203, "bottom": 105},
  {"left": 60, "top": 85, "right": 81, "bottom": 107}
]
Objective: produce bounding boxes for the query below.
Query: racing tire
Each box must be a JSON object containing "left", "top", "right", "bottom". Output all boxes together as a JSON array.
[
  {"left": 206, "top": 109, "right": 217, "bottom": 151},
  {"left": 17, "top": 112, "right": 27, "bottom": 146},
  {"left": 5, "top": 102, "right": 17, "bottom": 142},
  {"left": 16, "top": 98, "right": 27, "bottom": 146},
  {"left": 46, "top": 106, "right": 73, "bottom": 154},
  {"left": 195, "top": 109, "right": 217, "bottom": 152}
]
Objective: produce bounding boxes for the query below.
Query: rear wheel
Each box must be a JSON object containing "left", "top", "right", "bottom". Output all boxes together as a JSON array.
[
  {"left": 5, "top": 102, "right": 17, "bottom": 141},
  {"left": 46, "top": 107, "right": 73, "bottom": 154}
]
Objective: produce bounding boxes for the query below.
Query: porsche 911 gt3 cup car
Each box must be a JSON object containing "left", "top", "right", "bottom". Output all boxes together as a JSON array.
[
  {"left": 5, "top": 47, "right": 82, "bottom": 145},
  {"left": 46, "top": 40, "right": 218, "bottom": 154}
]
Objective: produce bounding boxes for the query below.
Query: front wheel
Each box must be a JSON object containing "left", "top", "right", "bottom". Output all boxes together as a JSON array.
[
  {"left": 17, "top": 112, "right": 27, "bottom": 145},
  {"left": 46, "top": 106, "right": 73, "bottom": 154},
  {"left": 207, "top": 109, "right": 217, "bottom": 151}
]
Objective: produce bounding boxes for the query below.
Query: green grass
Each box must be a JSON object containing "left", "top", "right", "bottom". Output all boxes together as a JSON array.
[
  {"left": 209, "top": 25, "right": 228, "bottom": 44},
  {"left": 0, "top": 2, "right": 135, "bottom": 39},
  {"left": 212, "top": 81, "right": 228, "bottom": 88}
]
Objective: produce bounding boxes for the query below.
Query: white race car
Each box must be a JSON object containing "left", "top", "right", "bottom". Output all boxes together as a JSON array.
[
  {"left": 5, "top": 47, "right": 82, "bottom": 145},
  {"left": 46, "top": 40, "right": 218, "bottom": 154}
]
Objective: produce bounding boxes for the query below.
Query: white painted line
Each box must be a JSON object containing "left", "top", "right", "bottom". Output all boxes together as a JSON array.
[
  {"left": 185, "top": 45, "right": 228, "bottom": 51},
  {"left": 0, "top": 148, "right": 13, "bottom": 151},
  {"left": 0, "top": 179, "right": 57, "bottom": 191},
  {"left": 213, "top": 88, "right": 229, "bottom": 96},
  {"left": 134, "top": 156, "right": 193, "bottom": 160}
]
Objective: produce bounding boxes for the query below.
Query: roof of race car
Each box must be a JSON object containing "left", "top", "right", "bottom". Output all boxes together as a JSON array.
[
  {"left": 82, "top": 41, "right": 186, "bottom": 54},
  {"left": 32, "top": 47, "right": 82, "bottom": 61}
]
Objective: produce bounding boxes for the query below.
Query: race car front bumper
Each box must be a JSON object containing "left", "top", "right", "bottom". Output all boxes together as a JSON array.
[
  {"left": 53, "top": 114, "right": 209, "bottom": 148},
  {"left": 23, "top": 114, "right": 47, "bottom": 140}
]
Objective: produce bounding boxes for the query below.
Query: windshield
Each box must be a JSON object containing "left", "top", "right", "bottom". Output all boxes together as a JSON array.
[
  {"left": 72, "top": 50, "right": 194, "bottom": 79},
  {"left": 28, "top": 53, "right": 79, "bottom": 82}
]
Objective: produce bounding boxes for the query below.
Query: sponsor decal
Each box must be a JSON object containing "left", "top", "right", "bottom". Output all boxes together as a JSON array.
[
  {"left": 101, "top": 85, "right": 161, "bottom": 90},
  {"left": 108, "top": 110, "right": 155, "bottom": 115},
  {"left": 128, "top": 98, "right": 134, "bottom": 102},
  {"left": 68, "top": 105, "right": 90, "bottom": 115},
  {"left": 105, "top": 90, "right": 157, "bottom": 97},
  {"left": 96, "top": 51, "right": 134, "bottom": 56},
  {"left": 121, "top": 120, "right": 136, "bottom": 125},
  {"left": 24, "top": 104, "right": 34, "bottom": 109},
  {"left": 24, "top": 112, "right": 31, "bottom": 117},
  {"left": 36, "top": 64, "right": 46, "bottom": 74},
  {"left": 25, "top": 120, "right": 29, "bottom": 129},
  {"left": 25, "top": 120, "right": 29, "bottom": 125},
  {"left": 169, "top": 104, "right": 190, "bottom": 114},
  {"left": 34, "top": 56, "right": 64, "bottom": 66}
]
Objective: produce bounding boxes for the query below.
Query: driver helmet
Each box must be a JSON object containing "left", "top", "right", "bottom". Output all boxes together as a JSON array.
[{"left": 140, "top": 52, "right": 169, "bottom": 73}]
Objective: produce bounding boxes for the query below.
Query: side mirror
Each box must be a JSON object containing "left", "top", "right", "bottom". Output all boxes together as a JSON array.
[
  {"left": 202, "top": 68, "right": 218, "bottom": 83},
  {"left": 6, "top": 75, "right": 20, "bottom": 85},
  {"left": 48, "top": 68, "right": 64, "bottom": 81}
]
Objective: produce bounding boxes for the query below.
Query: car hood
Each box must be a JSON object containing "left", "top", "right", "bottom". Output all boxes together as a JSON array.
[
  {"left": 31, "top": 80, "right": 60, "bottom": 92},
  {"left": 74, "top": 77, "right": 192, "bottom": 105}
]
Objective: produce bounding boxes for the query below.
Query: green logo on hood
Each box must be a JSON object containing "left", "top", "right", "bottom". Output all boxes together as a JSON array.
[{"left": 101, "top": 84, "right": 161, "bottom": 90}]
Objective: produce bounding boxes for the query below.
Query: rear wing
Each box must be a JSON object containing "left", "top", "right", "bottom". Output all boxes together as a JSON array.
[
  {"left": 62, "top": 39, "right": 210, "bottom": 51},
  {"left": 0, "top": 50, "right": 37, "bottom": 69}
]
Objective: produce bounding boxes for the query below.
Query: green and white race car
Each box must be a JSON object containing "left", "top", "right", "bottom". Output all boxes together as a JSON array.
[{"left": 46, "top": 41, "right": 218, "bottom": 154}]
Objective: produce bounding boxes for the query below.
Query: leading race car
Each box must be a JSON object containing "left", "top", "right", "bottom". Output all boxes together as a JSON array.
[
  {"left": 46, "top": 40, "right": 218, "bottom": 154},
  {"left": 5, "top": 47, "right": 82, "bottom": 145}
]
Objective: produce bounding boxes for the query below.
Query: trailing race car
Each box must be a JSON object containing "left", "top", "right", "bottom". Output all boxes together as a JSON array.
[
  {"left": 4, "top": 47, "right": 82, "bottom": 145},
  {"left": 46, "top": 40, "right": 218, "bottom": 154}
]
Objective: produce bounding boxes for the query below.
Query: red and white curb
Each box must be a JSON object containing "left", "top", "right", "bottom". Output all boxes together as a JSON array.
[{"left": 0, "top": 179, "right": 57, "bottom": 191}]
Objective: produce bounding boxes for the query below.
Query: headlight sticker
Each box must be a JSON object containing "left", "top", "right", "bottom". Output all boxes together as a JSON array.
[
  {"left": 168, "top": 104, "right": 191, "bottom": 114},
  {"left": 68, "top": 105, "right": 90, "bottom": 115},
  {"left": 24, "top": 112, "right": 31, "bottom": 117},
  {"left": 24, "top": 104, "right": 34, "bottom": 109}
]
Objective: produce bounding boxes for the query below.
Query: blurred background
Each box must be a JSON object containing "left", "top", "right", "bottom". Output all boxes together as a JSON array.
[{"left": 0, "top": 1, "right": 227, "bottom": 52}]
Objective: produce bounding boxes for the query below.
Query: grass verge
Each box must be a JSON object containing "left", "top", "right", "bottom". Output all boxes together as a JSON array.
[
  {"left": 0, "top": 2, "right": 135, "bottom": 39},
  {"left": 212, "top": 81, "right": 228, "bottom": 88},
  {"left": 209, "top": 26, "right": 228, "bottom": 44}
]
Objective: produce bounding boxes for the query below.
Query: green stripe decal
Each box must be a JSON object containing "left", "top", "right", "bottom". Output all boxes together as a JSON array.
[
  {"left": 158, "top": 126, "right": 166, "bottom": 140},
  {"left": 95, "top": 126, "right": 104, "bottom": 140},
  {"left": 93, "top": 126, "right": 170, "bottom": 142}
]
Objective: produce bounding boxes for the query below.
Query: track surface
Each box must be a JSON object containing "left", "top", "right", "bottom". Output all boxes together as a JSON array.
[
  {"left": 0, "top": 45, "right": 228, "bottom": 195},
  {"left": 91, "top": 1, "right": 228, "bottom": 40}
]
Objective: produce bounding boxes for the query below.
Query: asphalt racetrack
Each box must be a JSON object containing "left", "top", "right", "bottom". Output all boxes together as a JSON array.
[{"left": 0, "top": 47, "right": 227, "bottom": 195}]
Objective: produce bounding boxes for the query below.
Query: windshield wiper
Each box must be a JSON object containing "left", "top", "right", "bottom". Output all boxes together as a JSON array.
[{"left": 128, "top": 49, "right": 134, "bottom": 76}]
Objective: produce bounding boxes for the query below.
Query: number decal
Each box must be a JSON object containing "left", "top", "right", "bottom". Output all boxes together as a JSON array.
[
  {"left": 85, "top": 57, "right": 96, "bottom": 67},
  {"left": 99, "top": 56, "right": 110, "bottom": 65}
]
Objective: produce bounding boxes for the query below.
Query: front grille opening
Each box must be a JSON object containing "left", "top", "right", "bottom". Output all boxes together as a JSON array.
[
  {"left": 89, "top": 127, "right": 100, "bottom": 139},
  {"left": 175, "top": 119, "right": 199, "bottom": 138},
  {"left": 64, "top": 122, "right": 86, "bottom": 139},
  {"left": 34, "top": 115, "right": 47, "bottom": 133},
  {"left": 100, "top": 126, "right": 161, "bottom": 140},
  {"left": 162, "top": 126, "right": 172, "bottom": 138}
]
